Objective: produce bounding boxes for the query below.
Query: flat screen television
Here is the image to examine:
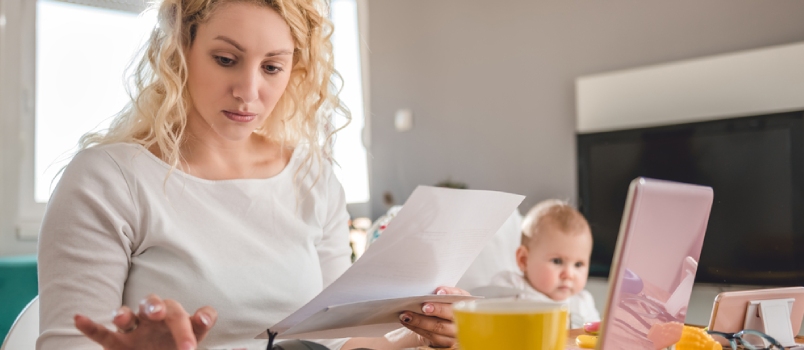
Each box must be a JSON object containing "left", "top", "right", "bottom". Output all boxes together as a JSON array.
[{"left": 577, "top": 110, "right": 804, "bottom": 286}]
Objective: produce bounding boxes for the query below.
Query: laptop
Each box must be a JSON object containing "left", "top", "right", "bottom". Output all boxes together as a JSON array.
[{"left": 596, "top": 177, "right": 714, "bottom": 350}]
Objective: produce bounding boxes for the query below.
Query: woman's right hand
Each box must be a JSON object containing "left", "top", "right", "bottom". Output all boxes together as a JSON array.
[{"left": 74, "top": 294, "right": 217, "bottom": 350}]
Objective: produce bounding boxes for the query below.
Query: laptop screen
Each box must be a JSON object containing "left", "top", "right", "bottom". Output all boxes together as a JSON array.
[{"left": 597, "top": 177, "right": 714, "bottom": 349}]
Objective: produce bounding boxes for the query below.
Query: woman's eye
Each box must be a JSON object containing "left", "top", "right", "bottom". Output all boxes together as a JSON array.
[
  {"left": 264, "top": 65, "right": 283, "bottom": 74},
  {"left": 551, "top": 258, "right": 563, "bottom": 265},
  {"left": 214, "top": 56, "right": 235, "bottom": 66}
]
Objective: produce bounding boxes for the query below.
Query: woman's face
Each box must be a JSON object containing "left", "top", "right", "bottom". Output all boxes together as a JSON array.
[{"left": 185, "top": 2, "right": 294, "bottom": 143}]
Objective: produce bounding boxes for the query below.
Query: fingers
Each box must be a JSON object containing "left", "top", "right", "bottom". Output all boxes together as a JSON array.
[
  {"left": 76, "top": 296, "right": 213, "bottom": 350},
  {"left": 163, "top": 299, "right": 197, "bottom": 350},
  {"left": 399, "top": 312, "right": 456, "bottom": 338},
  {"left": 74, "top": 314, "right": 123, "bottom": 348},
  {"left": 112, "top": 306, "right": 138, "bottom": 333},
  {"left": 420, "top": 302, "right": 454, "bottom": 321},
  {"left": 420, "top": 285, "right": 467, "bottom": 322},
  {"left": 391, "top": 285, "right": 468, "bottom": 347},
  {"left": 137, "top": 295, "right": 196, "bottom": 350},
  {"left": 138, "top": 294, "right": 167, "bottom": 321},
  {"left": 434, "top": 286, "right": 471, "bottom": 296},
  {"left": 400, "top": 320, "right": 457, "bottom": 348},
  {"left": 191, "top": 306, "right": 218, "bottom": 342},
  {"left": 75, "top": 296, "right": 215, "bottom": 350}
]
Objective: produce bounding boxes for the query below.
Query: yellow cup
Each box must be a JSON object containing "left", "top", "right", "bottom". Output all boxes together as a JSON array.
[{"left": 453, "top": 299, "right": 568, "bottom": 350}]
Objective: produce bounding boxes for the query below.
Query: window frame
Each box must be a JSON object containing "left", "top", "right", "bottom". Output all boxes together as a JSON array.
[{"left": 16, "top": 0, "right": 41, "bottom": 240}]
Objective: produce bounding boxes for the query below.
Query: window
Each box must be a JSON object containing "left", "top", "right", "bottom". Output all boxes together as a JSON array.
[
  {"left": 34, "top": 0, "right": 156, "bottom": 203},
  {"left": 331, "top": 0, "right": 370, "bottom": 204}
]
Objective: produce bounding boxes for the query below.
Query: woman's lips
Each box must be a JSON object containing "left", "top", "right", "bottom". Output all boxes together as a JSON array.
[{"left": 223, "top": 110, "right": 257, "bottom": 123}]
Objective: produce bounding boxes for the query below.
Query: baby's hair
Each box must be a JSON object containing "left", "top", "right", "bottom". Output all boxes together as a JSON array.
[{"left": 520, "top": 199, "right": 591, "bottom": 248}]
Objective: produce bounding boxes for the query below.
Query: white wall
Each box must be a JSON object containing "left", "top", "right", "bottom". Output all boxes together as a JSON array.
[
  {"left": 366, "top": 0, "right": 804, "bottom": 218},
  {"left": 577, "top": 41, "right": 804, "bottom": 133}
]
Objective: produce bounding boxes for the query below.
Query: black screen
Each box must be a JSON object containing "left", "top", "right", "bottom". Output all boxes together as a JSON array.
[{"left": 577, "top": 111, "right": 804, "bottom": 285}]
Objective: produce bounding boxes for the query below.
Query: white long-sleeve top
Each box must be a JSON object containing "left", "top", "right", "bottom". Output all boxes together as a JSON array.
[
  {"left": 490, "top": 271, "right": 601, "bottom": 329},
  {"left": 37, "top": 143, "right": 352, "bottom": 350}
]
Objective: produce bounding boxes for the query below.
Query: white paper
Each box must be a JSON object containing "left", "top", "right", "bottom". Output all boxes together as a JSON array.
[
  {"left": 257, "top": 186, "right": 524, "bottom": 339},
  {"left": 277, "top": 294, "right": 478, "bottom": 339}
]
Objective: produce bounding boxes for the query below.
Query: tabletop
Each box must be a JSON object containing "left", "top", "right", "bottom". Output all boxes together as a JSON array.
[{"left": 417, "top": 328, "right": 804, "bottom": 349}]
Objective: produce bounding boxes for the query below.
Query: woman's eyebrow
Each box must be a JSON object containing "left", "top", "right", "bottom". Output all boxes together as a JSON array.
[
  {"left": 265, "top": 50, "right": 293, "bottom": 58},
  {"left": 214, "top": 35, "right": 293, "bottom": 57},
  {"left": 215, "top": 35, "right": 245, "bottom": 51}
]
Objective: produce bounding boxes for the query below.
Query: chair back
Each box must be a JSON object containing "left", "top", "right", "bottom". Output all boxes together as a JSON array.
[{"left": 0, "top": 296, "right": 39, "bottom": 350}]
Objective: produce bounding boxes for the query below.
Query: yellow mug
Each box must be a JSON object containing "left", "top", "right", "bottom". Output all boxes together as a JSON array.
[{"left": 453, "top": 299, "right": 568, "bottom": 350}]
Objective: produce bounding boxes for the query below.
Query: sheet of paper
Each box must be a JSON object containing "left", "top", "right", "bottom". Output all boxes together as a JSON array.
[
  {"left": 276, "top": 294, "right": 478, "bottom": 339},
  {"left": 258, "top": 186, "right": 524, "bottom": 338}
]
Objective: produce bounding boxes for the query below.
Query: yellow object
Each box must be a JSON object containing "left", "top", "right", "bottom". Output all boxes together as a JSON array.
[
  {"left": 675, "top": 325, "right": 723, "bottom": 350},
  {"left": 453, "top": 299, "right": 568, "bottom": 350},
  {"left": 575, "top": 334, "right": 597, "bottom": 349}
]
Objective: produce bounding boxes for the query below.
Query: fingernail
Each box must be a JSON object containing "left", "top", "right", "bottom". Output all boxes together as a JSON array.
[
  {"left": 199, "top": 313, "right": 211, "bottom": 326},
  {"left": 399, "top": 313, "right": 412, "bottom": 323},
  {"left": 436, "top": 289, "right": 446, "bottom": 295},
  {"left": 145, "top": 302, "right": 162, "bottom": 315},
  {"left": 112, "top": 308, "right": 124, "bottom": 319},
  {"left": 422, "top": 303, "right": 434, "bottom": 314},
  {"left": 180, "top": 341, "right": 194, "bottom": 350}
]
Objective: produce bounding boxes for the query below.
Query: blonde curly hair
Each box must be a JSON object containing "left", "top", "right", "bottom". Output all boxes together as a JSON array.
[{"left": 80, "top": 0, "right": 347, "bottom": 179}]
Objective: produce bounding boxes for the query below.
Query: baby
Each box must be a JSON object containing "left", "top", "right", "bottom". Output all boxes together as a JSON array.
[{"left": 489, "top": 199, "right": 600, "bottom": 328}]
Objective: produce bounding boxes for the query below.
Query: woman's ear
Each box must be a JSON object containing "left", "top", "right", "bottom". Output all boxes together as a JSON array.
[{"left": 515, "top": 245, "right": 529, "bottom": 273}]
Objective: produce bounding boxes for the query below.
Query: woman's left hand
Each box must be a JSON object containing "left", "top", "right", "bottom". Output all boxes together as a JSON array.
[{"left": 398, "top": 286, "right": 470, "bottom": 348}]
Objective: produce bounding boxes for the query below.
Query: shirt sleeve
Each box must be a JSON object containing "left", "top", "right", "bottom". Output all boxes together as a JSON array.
[
  {"left": 315, "top": 166, "right": 352, "bottom": 288},
  {"left": 37, "top": 148, "right": 138, "bottom": 350}
]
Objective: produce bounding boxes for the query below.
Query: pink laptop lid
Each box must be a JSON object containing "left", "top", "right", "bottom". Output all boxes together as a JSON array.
[{"left": 597, "top": 178, "right": 714, "bottom": 350}]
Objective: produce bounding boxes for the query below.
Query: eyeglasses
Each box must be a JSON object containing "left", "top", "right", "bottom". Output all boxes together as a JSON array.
[{"left": 707, "top": 329, "right": 784, "bottom": 350}]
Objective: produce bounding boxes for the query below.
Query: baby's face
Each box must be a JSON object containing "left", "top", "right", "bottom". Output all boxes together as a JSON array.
[{"left": 517, "top": 229, "right": 593, "bottom": 301}]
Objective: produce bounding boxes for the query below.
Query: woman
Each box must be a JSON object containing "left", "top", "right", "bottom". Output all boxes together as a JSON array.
[{"left": 37, "top": 0, "right": 464, "bottom": 349}]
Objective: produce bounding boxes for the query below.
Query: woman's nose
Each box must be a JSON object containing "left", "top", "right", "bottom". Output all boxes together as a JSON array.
[{"left": 232, "top": 68, "right": 260, "bottom": 103}]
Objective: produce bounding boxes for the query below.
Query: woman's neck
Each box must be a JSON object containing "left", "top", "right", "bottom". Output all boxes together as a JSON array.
[
  {"left": 146, "top": 116, "right": 293, "bottom": 180},
  {"left": 184, "top": 109, "right": 294, "bottom": 179},
  {"left": 181, "top": 133, "right": 292, "bottom": 180}
]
